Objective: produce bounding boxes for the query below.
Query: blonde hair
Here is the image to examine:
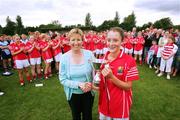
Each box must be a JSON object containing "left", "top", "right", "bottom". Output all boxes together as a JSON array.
[{"left": 68, "top": 28, "right": 83, "bottom": 39}]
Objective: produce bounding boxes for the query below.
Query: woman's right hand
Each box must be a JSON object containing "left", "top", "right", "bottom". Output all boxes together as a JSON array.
[{"left": 79, "top": 82, "right": 92, "bottom": 93}]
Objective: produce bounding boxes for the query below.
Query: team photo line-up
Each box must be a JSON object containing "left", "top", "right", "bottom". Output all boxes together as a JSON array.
[
  {"left": 0, "top": 27, "right": 180, "bottom": 119},
  {"left": 1, "top": 27, "right": 179, "bottom": 84}
]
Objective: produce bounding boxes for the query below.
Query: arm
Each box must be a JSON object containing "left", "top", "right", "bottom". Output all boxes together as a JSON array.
[
  {"left": 59, "top": 56, "right": 83, "bottom": 89},
  {"left": 35, "top": 44, "right": 41, "bottom": 50},
  {"left": 52, "top": 41, "right": 61, "bottom": 50},
  {"left": 101, "top": 67, "right": 132, "bottom": 90},
  {"left": 11, "top": 49, "right": 23, "bottom": 56},
  {"left": 0, "top": 46, "right": 9, "bottom": 49},
  {"left": 27, "top": 45, "right": 35, "bottom": 53},
  {"left": 42, "top": 44, "right": 50, "bottom": 52}
]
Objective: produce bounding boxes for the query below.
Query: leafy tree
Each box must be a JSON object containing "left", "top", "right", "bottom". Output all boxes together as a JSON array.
[
  {"left": 16, "top": 15, "right": 24, "bottom": 34},
  {"left": 3, "top": 16, "right": 16, "bottom": 35},
  {"left": 120, "top": 11, "right": 136, "bottom": 31},
  {"left": 153, "top": 17, "right": 173, "bottom": 30},
  {"left": 98, "top": 20, "right": 119, "bottom": 31},
  {"left": 85, "top": 13, "right": 93, "bottom": 27},
  {"left": 114, "top": 11, "right": 120, "bottom": 24},
  {"left": 51, "top": 20, "right": 62, "bottom": 28}
]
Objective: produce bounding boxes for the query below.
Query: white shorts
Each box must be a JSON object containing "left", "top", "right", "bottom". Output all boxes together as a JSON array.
[
  {"left": 15, "top": 59, "right": 30, "bottom": 69},
  {"left": 96, "top": 49, "right": 104, "bottom": 54},
  {"left": 45, "top": 58, "right": 53, "bottom": 63},
  {"left": 54, "top": 53, "right": 62, "bottom": 62},
  {"left": 30, "top": 57, "right": 41, "bottom": 65},
  {"left": 103, "top": 48, "right": 109, "bottom": 54},
  {"left": 95, "top": 49, "right": 101, "bottom": 54},
  {"left": 99, "top": 112, "right": 129, "bottom": 120},
  {"left": 124, "top": 48, "right": 133, "bottom": 54},
  {"left": 134, "top": 50, "right": 143, "bottom": 55}
]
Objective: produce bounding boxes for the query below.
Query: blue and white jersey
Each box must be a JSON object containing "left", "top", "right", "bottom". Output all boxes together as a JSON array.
[{"left": 0, "top": 40, "right": 11, "bottom": 55}]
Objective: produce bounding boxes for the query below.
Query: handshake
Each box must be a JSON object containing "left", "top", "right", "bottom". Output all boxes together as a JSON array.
[{"left": 78, "top": 82, "right": 92, "bottom": 93}]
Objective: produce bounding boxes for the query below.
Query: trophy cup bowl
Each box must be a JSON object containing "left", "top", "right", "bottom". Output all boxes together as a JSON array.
[{"left": 92, "top": 59, "right": 104, "bottom": 87}]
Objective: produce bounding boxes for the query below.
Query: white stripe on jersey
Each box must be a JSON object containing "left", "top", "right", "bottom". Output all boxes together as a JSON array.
[{"left": 127, "top": 74, "right": 139, "bottom": 78}]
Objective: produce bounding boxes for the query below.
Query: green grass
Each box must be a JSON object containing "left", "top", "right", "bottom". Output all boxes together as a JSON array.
[{"left": 0, "top": 65, "right": 180, "bottom": 120}]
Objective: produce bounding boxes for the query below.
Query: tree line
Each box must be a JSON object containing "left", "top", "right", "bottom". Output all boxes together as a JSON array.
[{"left": 0, "top": 12, "right": 179, "bottom": 35}]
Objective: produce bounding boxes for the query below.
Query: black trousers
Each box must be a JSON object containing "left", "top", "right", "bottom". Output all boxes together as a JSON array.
[{"left": 68, "top": 92, "right": 94, "bottom": 120}]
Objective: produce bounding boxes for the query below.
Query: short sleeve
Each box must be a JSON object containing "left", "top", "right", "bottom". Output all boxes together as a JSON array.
[{"left": 126, "top": 58, "right": 139, "bottom": 81}]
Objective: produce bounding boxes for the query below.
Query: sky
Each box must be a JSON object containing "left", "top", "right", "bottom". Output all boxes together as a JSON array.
[{"left": 0, "top": 0, "right": 179, "bottom": 27}]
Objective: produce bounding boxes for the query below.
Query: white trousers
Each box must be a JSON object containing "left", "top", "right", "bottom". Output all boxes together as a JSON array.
[{"left": 160, "top": 57, "right": 174, "bottom": 73}]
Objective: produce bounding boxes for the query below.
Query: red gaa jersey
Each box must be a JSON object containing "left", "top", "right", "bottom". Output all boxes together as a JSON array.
[
  {"left": 38, "top": 40, "right": 53, "bottom": 60},
  {"left": 124, "top": 37, "right": 133, "bottom": 49},
  {"left": 25, "top": 41, "right": 41, "bottom": 58},
  {"left": 99, "top": 50, "right": 139, "bottom": 118},
  {"left": 51, "top": 39, "right": 61, "bottom": 56},
  {"left": 9, "top": 42, "right": 28, "bottom": 60},
  {"left": 134, "top": 36, "right": 145, "bottom": 51}
]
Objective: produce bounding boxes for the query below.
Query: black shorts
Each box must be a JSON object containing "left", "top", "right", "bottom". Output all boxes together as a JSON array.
[{"left": 1, "top": 51, "right": 11, "bottom": 60}]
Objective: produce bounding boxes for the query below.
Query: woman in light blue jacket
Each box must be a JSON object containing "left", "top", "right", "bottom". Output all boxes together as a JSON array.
[{"left": 59, "top": 28, "right": 95, "bottom": 120}]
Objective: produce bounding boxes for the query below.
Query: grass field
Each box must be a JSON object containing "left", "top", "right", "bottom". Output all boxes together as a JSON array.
[{"left": 0, "top": 65, "right": 180, "bottom": 120}]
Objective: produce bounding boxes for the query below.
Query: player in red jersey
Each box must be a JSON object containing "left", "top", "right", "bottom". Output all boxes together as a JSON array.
[
  {"left": 39, "top": 34, "right": 53, "bottom": 79},
  {"left": 95, "top": 27, "right": 139, "bottom": 120},
  {"left": 133, "top": 31, "right": 145, "bottom": 65},
  {"left": 9, "top": 36, "right": 32, "bottom": 86},
  {"left": 25, "top": 36, "right": 42, "bottom": 80},
  {"left": 61, "top": 34, "right": 71, "bottom": 53},
  {"left": 51, "top": 35, "right": 62, "bottom": 73},
  {"left": 124, "top": 32, "right": 134, "bottom": 56}
]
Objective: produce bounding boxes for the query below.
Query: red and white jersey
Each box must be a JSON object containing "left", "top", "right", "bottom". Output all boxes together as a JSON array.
[
  {"left": 8, "top": 41, "right": 28, "bottom": 60},
  {"left": 101, "top": 38, "right": 107, "bottom": 48},
  {"left": 83, "top": 34, "right": 91, "bottom": 50},
  {"left": 25, "top": 41, "right": 41, "bottom": 58},
  {"left": 99, "top": 50, "right": 139, "bottom": 118},
  {"left": 38, "top": 40, "right": 53, "bottom": 60},
  {"left": 61, "top": 36, "right": 71, "bottom": 53},
  {"left": 134, "top": 36, "right": 145, "bottom": 51},
  {"left": 96, "top": 36, "right": 103, "bottom": 50},
  {"left": 124, "top": 37, "right": 133, "bottom": 49},
  {"left": 51, "top": 39, "right": 61, "bottom": 56},
  {"left": 162, "top": 43, "right": 178, "bottom": 58},
  {"left": 90, "top": 35, "right": 97, "bottom": 51}
]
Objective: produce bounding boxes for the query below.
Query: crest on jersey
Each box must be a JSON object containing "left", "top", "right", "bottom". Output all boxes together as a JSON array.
[{"left": 117, "top": 66, "right": 124, "bottom": 75}]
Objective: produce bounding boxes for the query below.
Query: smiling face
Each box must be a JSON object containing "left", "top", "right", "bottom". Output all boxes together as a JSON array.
[
  {"left": 15, "top": 36, "right": 21, "bottom": 42},
  {"left": 107, "top": 31, "right": 122, "bottom": 54},
  {"left": 69, "top": 33, "right": 83, "bottom": 51}
]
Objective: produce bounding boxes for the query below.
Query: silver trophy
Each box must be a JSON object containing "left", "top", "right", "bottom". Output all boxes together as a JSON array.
[{"left": 91, "top": 59, "right": 105, "bottom": 87}]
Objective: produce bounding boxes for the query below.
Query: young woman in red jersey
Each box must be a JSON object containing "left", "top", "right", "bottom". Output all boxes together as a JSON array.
[
  {"left": 124, "top": 32, "right": 134, "bottom": 56},
  {"left": 9, "top": 35, "right": 32, "bottom": 86},
  {"left": 39, "top": 34, "right": 53, "bottom": 79},
  {"left": 61, "top": 34, "right": 71, "bottom": 53},
  {"left": 133, "top": 31, "right": 145, "bottom": 65},
  {"left": 25, "top": 36, "right": 42, "bottom": 80},
  {"left": 51, "top": 35, "right": 62, "bottom": 73},
  {"left": 96, "top": 27, "right": 139, "bottom": 120}
]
